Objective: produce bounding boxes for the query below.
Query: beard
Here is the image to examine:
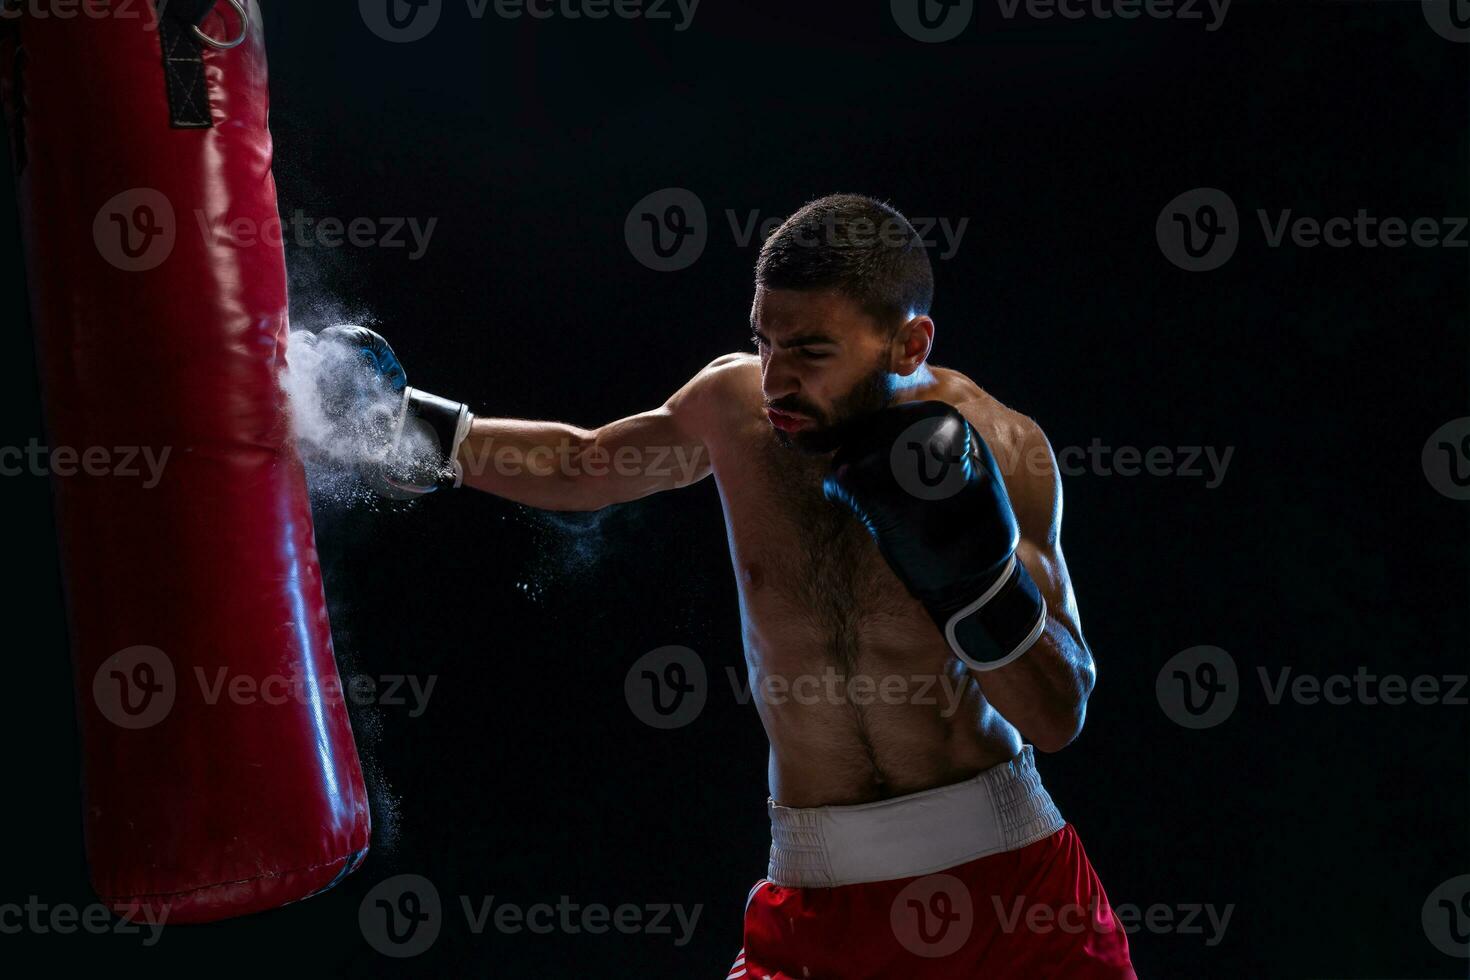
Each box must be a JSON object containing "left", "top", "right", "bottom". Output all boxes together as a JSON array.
[{"left": 771, "top": 358, "right": 897, "bottom": 456}]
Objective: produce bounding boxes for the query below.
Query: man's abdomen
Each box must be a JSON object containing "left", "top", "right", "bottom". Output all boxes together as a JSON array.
[{"left": 745, "top": 624, "right": 1025, "bottom": 808}]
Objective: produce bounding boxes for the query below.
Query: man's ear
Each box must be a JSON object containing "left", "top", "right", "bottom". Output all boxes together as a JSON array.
[{"left": 892, "top": 316, "right": 935, "bottom": 376}]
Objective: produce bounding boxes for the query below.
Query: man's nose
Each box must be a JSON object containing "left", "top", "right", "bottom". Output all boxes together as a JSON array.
[{"left": 761, "top": 357, "right": 799, "bottom": 402}]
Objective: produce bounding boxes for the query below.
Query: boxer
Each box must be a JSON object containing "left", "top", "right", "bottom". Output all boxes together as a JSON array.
[{"left": 329, "top": 194, "right": 1135, "bottom": 977}]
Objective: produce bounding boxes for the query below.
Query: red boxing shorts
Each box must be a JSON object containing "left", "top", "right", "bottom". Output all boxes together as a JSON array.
[{"left": 728, "top": 747, "right": 1134, "bottom": 978}]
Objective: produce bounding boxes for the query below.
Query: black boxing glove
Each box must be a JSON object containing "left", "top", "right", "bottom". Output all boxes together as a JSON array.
[
  {"left": 314, "top": 326, "right": 472, "bottom": 498},
  {"left": 318, "top": 324, "right": 409, "bottom": 393},
  {"left": 365, "top": 387, "right": 474, "bottom": 499},
  {"left": 822, "top": 401, "right": 1047, "bottom": 671}
]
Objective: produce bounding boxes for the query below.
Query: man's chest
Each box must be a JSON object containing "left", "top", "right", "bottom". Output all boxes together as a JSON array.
[{"left": 710, "top": 427, "right": 918, "bottom": 632}]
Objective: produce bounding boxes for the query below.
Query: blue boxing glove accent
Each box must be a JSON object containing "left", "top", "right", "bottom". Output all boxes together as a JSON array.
[{"left": 318, "top": 324, "right": 408, "bottom": 393}]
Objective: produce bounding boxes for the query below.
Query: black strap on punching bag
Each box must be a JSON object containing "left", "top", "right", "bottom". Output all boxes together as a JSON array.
[{"left": 155, "top": 0, "right": 225, "bottom": 129}]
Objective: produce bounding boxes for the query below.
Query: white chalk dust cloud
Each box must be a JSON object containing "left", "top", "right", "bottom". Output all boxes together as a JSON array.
[
  {"left": 283, "top": 326, "right": 457, "bottom": 504},
  {"left": 282, "top": 326, "right": 403, "bottom": 506}
]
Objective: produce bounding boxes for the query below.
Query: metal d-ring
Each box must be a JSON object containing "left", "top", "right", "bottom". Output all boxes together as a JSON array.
[{"left": 193, "top": 0, "right": 248, "bottom": 51}]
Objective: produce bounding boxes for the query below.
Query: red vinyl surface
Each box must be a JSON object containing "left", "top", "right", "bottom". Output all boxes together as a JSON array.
[{"left": 5, "top": 1, "right": 371, "bottom": 923}]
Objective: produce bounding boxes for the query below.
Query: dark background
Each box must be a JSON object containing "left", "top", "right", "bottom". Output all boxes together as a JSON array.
[{"left": 2, "top": 0, "right": 1468, "bottom": 976}]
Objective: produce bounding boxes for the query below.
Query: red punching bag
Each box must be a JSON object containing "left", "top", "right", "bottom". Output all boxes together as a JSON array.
[{"left": 2, "top": 1, "right": 371, "bottom": 922}]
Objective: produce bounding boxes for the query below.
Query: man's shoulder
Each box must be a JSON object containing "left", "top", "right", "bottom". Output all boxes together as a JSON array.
[
  {"left": 701, "top": 351, "right": 761, "bottom": 380},
  {"left": 688, "top": 352, "right": 760, "bottom": 401},
  {"left": 668, "top": 352, "right": 760, "bottom": 429},
  {"left": 928, "top": 367, "right": 1058, "bottom": 533},
  {"left": 928, "top": 366, "right": 1046, "bottom": 457}
]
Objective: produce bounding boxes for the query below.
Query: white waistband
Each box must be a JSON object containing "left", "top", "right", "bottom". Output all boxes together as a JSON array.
[{"left": 766, "top": 746, "right": 1065, "bottom": 888}]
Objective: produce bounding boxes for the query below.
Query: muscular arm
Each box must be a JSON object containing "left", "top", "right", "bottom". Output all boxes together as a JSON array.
[
  {"left": 957, "top": 406, "right": 1097, "bottom": 753},
  {"left": 455, "top": 356, "right": 733, "bottom": 511}
]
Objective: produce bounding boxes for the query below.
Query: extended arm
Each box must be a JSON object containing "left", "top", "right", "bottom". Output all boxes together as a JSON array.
[
  {"left": 318, "top": 327, "right": 717, "bottom": 508},
  {"left": 456, "top": 406, "right": 708, "bottom": 511},
  {"left": 454, "top": 359, "right": 729, "bottom": 512}
]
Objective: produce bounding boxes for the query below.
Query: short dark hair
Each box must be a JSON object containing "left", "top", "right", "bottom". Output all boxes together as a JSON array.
[{"left": 755, "top": 194, "right": 935, "bottom": 328}]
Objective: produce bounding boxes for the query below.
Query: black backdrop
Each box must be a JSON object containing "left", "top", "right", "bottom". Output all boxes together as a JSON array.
[{"left": 2, "top": 1, "right": 1467, "bottom": 976}]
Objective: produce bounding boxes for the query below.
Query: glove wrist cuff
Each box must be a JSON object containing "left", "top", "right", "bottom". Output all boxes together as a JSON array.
[
  {"left": 403, "top": 387, "right": 472, "bottom": 489},
  {"left": 943, "top": 555, "right": 1048, "bottom": 672},
  {"left": 372, "top": 388, "right": 472, "bottom": 497}
]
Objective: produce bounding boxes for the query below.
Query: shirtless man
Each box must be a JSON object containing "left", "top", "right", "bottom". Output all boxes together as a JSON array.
[{"left": 335, "top": 195, "right": 1135, "bottom": 977}]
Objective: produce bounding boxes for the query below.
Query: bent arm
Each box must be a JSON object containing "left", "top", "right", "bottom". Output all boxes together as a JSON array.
[
  {"left": 455, "top": 360, "right": 723, "bottom": 511},
  {"left": 958, "top": 410, "right": 1097, "bottom": 752}
]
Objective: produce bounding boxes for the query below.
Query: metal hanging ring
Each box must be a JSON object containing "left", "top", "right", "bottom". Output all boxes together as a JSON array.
[{"left": 193, "top": 0, "right": 249, "bottom": 51}]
